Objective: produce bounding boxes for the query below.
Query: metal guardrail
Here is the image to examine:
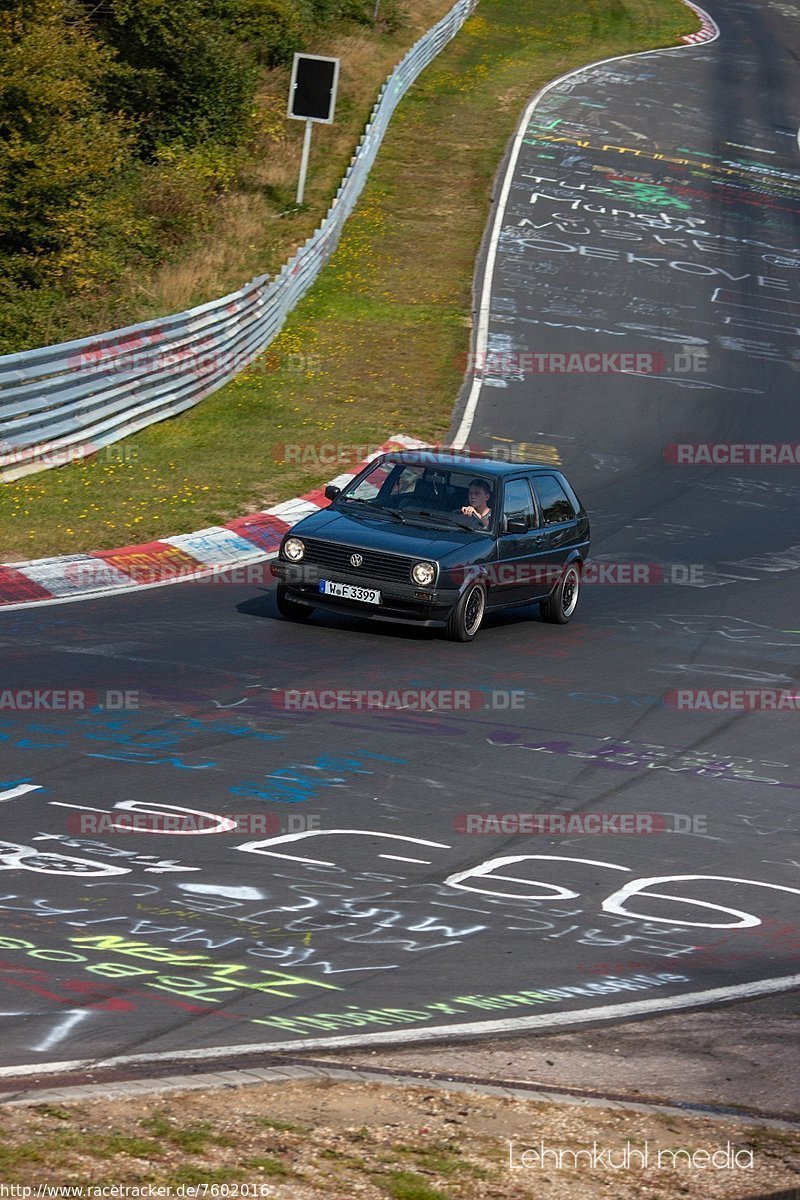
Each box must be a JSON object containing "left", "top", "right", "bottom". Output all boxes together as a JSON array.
[{"left": 0, "top": 0, "right": 478, "bottom": 481}]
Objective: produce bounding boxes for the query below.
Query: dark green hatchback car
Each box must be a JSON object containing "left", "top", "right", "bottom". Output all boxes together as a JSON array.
[{"left": 271, "top": 451, "right": 590, "bottom": 641}]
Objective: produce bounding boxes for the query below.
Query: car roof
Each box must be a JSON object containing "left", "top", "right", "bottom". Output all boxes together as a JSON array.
[{"left": 378, "top": 451, "right": 563, "bottom": 477}]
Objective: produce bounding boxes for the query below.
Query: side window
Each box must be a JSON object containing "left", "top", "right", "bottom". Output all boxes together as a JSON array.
[
  {"left": 534, "top": 475, "right": 576, "bottom": 526},
  {"left": 502, "top": 478, "right": 535, "bottom": 532}
]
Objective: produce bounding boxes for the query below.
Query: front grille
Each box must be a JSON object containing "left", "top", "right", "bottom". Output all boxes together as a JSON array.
[{"left": 301, "top": 538, "right": 418, "bottom": 583}]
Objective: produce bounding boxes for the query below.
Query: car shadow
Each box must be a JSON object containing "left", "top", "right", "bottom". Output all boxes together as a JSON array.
[{"left": 235, "top": 588, "right": 545, "bottom": 641}]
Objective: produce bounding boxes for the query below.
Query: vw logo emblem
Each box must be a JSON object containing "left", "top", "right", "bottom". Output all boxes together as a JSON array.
[{"left": 350, "top": 553, "right": 363, "bottom": 568}]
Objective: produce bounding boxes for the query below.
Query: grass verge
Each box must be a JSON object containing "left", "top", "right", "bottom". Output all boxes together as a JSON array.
[{"left": 0, "top": 0, "right": 697, "bottom": 560}]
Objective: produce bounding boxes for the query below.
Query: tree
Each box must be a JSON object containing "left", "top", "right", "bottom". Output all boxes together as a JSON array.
[
  {"left": 0, "top": 0, "right": 132, "bottom": 289},
  {"left": 77, "top": 0, "right": 257, "bottom": 156}
]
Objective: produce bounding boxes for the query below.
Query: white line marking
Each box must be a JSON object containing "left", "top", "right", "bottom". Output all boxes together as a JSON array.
[
  {"left": 0, "top": 970, "right": 797, "bottom": 1078},
  {"left": 32, "top": 1010, "right": 92, "bottom": 1054},
  {"left": 451, "top": 1, "right": 720, "bottom": 448},
  {"left": 179, "top": 884, "right": 264, "bottom": 900},
  {"left": 0, "top": 785, "right": 42, "bottom": 803},
  {"left": 378, "top": 854, "right": 432, "bottom": 863},
  {"left": 726, "top": 142, "right": 776, "bottom": 154}
]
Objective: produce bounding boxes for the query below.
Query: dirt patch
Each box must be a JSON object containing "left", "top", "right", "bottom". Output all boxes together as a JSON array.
[{"left": 2, "top": 1078, "right": 799, "bottom": 1198}]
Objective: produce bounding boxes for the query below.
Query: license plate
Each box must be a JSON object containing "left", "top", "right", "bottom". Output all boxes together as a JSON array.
[{"left": 320, "top": 580, "right": 382, "bottom": 604}]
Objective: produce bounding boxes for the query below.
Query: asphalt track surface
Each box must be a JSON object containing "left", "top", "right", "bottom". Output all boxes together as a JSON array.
[{"left": 1, "top": 0, "right": 799, "bottom": 1077}]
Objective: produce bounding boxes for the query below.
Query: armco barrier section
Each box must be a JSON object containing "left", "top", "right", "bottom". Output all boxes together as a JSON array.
[{"left": 0, "top": 0, "right": 478, "bottom": 482}]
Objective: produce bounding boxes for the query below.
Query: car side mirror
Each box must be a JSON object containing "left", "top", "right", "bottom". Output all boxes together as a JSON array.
[
  {"left": 324, "top": 484, "right": 341, "bottom": 501},
  {"left": 505, "top": 518, "right": 527, "bottom": 534}
]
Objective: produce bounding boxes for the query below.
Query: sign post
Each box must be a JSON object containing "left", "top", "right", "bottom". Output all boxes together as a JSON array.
[
  {"left": 296, "top": 120, "right": 314, "bottom": 206},
  {"left": 287, "top": 53, "right": 340, "bottom": 205}
]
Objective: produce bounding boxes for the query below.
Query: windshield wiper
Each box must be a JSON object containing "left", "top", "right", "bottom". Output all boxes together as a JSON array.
[
  {"left": 340, "top": 497, "right": 405, "bottom": 522},
  {"left": 403, "top": 509, "right": 485, "bottom": 531}
]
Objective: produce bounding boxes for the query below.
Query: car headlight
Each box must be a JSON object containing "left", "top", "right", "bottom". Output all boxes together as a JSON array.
[
  {"left": 411, "top": 561, "right": 436, "bottom": 587},
  {"left": 283, "top": 537, "right": 305, "bottom": 562}
]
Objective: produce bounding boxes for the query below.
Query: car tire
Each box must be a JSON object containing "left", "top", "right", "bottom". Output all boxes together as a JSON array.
[
  {"left": 444, "top": 582, "right": 486, "bottom": 642},
  {"left": 276, "top": 583, "right": 313, "bottom": 621},
  {"left": 540, "top": 562, "right": 581, "bottom": 624}
]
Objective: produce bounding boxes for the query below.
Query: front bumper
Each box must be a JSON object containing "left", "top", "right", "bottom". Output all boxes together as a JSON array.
[{"left": 271, "top": 560, "right": 462, "bottom": 627}]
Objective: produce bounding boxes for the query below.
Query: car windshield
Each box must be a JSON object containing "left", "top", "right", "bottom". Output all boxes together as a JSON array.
[{"left": 337, "top": 459, "right": 495, "bottom": 532}]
